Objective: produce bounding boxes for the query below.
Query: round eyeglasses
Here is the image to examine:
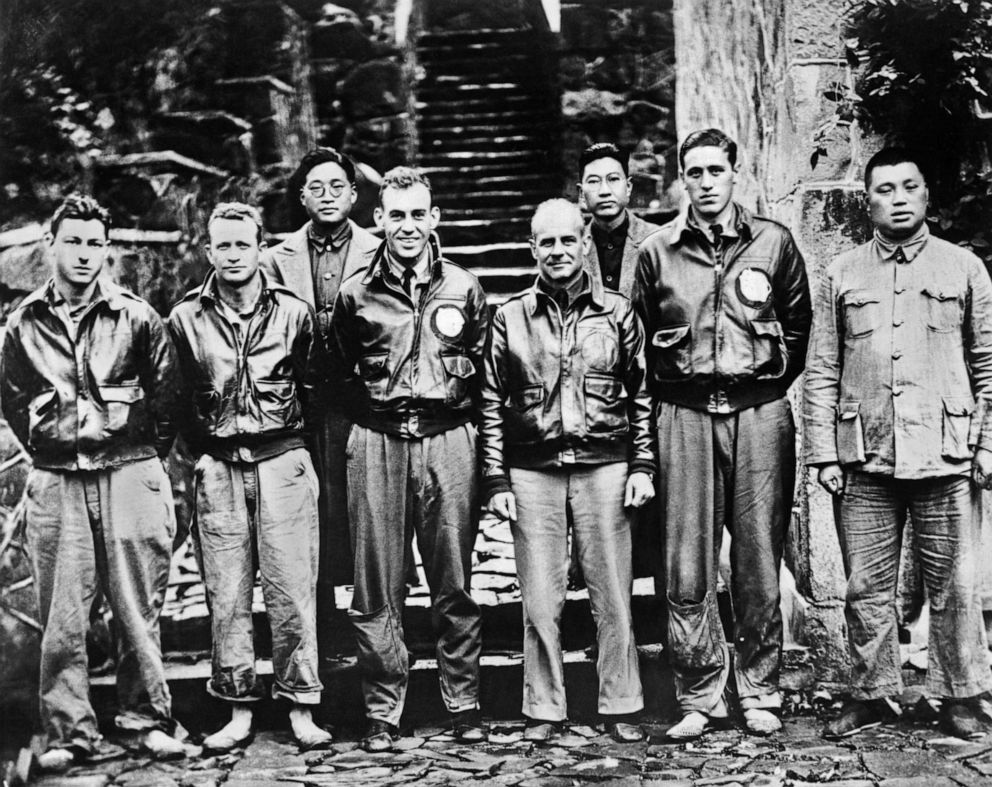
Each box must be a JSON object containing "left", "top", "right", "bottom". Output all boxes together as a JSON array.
[{"left": 304, "top": 182, "right": 349, "bottom": 198}]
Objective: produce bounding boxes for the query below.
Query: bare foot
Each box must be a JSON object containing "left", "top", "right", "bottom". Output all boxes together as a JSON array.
[
  {"left": 142, "top": 730, "right": 186, "bottom": 759},
  {"left": 38, "top": 748, "right": 75, "bottom": 773}
]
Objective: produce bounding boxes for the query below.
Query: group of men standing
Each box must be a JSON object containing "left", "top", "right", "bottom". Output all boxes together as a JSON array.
[{"left": 5, "top": 126, "right": 992, "bottom": 772}]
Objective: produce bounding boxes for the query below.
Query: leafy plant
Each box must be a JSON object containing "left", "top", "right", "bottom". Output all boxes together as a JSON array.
[{"left": 821, "top": 0, "right": 992, "bottom": 263}]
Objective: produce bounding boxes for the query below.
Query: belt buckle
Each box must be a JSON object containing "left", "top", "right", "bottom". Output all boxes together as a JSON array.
[{"left": 707, "top": 390, "right": 731, "bottom": 415}]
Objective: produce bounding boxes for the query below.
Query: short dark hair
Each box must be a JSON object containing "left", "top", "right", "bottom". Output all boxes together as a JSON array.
[
  {"left": 378, "top": 166, "right": 433, "bottom": 206},
  {"left": 50, "top": 193, "right": 111, "bottom": 238},
  {"left": 679, "top": 128, "right": 738, "bottom": 169},
  {"left": 579, "top": 143, "right": 628, "bottom": 178},
  {"left": 864, "top": 147, "right": 927, "bottom": 189},
  {"left": 207, "top": 202, "right": 264, "bottom": 243},
  {"left": 288, "top": 147, "right": 357, "bottom": 199}
]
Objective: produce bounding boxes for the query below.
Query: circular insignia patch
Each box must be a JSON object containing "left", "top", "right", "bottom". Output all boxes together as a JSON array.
[
  {"left": 432, "top": 304, "right": 467, "bottom": 340},
  {"left": 736, "top": 267, "right": 773, "bottom": 308}
]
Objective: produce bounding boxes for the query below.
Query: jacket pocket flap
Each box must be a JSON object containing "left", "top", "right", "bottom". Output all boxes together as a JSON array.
[
  {"left": 513, "top": 384, "right": 544, "bottom": 408},
  {"left": 255, "top": 379, "right": 295, "bottom": 396},
  {"left": 652, "top": 323, "right": 690, "bottom": 348},
  {"left": 942, "top": 396, "right": 975, "bottom": 416},
  {"left": 923, "top": 287, "right": 961, "bottom": 302},
  {"left": 359, "top": 353, "right": 388, "bottom": 377},
  {"left": 441, "top": 354, "right": 475, "bottom": 379},
  {"left": 838, "top": 402, "right": 860, "bottom": 420},
  {"left": 99, "top": 383, "right": 143, "bottom": 403},
  {"left": 844, "top": 291, "right": 881, "bottom": 307},
  {"left": 584, "top": 374, "right": 623, "bottom": 400},
  {"left": 750, "top": 318, "right": 783, "bottom": 338}
]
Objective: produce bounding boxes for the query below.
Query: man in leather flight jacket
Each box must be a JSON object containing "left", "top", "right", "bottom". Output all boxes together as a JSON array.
[
  {"left": 482, "top": 199, "right": 655, "bottom": 743},
  {"left": 326, "top": 167, "right": 488, "bottom": 750},
  {"left": 0, "top": 195, "right": 185, "bottom": 770},
  {"left": 167, "top": 203, "right": 332, "bottom": 752},
  {"left": 634, "top": 129, "right": 811, "bottom": 740}
]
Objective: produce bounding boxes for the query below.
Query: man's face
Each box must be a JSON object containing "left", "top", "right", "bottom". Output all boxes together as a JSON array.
[
  {"left": 207, "top": 217, "right": 262, "bottom": 287},
  {"left": 681, "top": 145, "right": 736, "bottom": 221},
  {"left": 300, "top": 161, "right": 357, "bottom": 228},
  {"left": 867, "top": 161, "right": 928, "bottom": 240},
  {"left": 375, "top": 184, "right": 439, "bottom": 262},
  {"left": 49, "top": 217, "right": 108, "bottom": 291},
  {"left": 530, "top": 205, "right": 589, "bottom": 288},
  {"left": 579, "top": 156, "right": 631, "bottom": 224}
]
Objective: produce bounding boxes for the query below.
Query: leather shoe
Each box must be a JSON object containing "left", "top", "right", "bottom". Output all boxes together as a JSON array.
[
  {"left": 941, "top": 700, "right": 988, "bottom": 740},
  {"left": 523, "top": 719, "right": 561, "bottom": 742},
  {"left": 607, "top": 721, "right": 645, "bottom": 743},
  {"left": 823, "top": 699, "right": 897, "bottom": 740},
  {"left": 361, "top": 720, "right": 400, "bottom": 752},
  {"left": 451, "top": 709, "right": 486, "bottom": 743}
]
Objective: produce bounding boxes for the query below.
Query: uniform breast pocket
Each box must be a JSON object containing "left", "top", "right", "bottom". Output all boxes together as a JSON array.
[
  {"left": 922, "top": 287, "right": 963, "bottom": 333},
  {"left": 842, "top": 291, "right": 882, "bottom": 339},
  {"left": 440, "top": 354, "right": 475, "bottom": 404}
]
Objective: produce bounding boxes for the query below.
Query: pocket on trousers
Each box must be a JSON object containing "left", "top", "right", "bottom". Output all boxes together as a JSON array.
[
  {"left": 942, "top": 395, "right": 975, "bottom": 460},
  {"left": 667, "top": 592, "right": 724, "bottom": 669},
  {"left": 836, "top": 401, "right": 866, "bottom": 464}
]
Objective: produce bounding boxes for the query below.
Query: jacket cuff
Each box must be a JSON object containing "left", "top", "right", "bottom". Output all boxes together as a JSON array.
[
  {"left": 482, "top": 473, "right": 511, "bottom": 501},
  {"left": 970, "top": 397, "right": 992, "bottom": 451},
  {"left": 629, "top": 458, "right": 656, "bottom": 478}
]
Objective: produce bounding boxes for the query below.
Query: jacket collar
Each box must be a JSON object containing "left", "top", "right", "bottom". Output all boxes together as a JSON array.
[
  {"left": 525, "top": 269, "right": 604, "bottom": 316},
  {"left": 194, "top": 268, "right": 291, "bottom": 311},
  {"left": 29, "top": 277, "right": 127, "bottom": 315},
  {"left": 362, "top": 232, "right": 442, "bottom": 287},
  {"left": 670, "top": 202, "right": 754, "bottom": 246}
]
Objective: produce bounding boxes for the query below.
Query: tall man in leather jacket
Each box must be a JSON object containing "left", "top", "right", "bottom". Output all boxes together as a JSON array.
[
  {"left": 326, "top": 167, "right": 488, "bottom": 751},
  {"left": 804, "top": 148, "right": 992, "bottom": 739},
  {"left": 634, "top": 128, "right": 812, "bottom": 739},
  {"left": 167, "top": 203, "right": 332, "bottom": 752},
  {"left": 0, "top": 194, "right": 185, "bottom": 770},
  {"left": 261, "top": 148, "right": 380, "bottom": 651},
  {"left": 482, "top": 199, "right": 655, "bottom": 743}
]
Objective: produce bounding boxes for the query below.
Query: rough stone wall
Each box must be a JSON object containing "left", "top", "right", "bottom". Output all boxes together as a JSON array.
[
  {"left": 560, "top": 0, "right": 678, "bottom": 214},
  {"left": 310, "top": 2, "right": 413, "bottom": 179}
]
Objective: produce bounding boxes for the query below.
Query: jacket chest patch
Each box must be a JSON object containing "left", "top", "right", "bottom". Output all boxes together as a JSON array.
[
  {"left": 432, "top": 304, "right": 467, "bottom": 340},
  {"left": 736, "top": 267, "right": 772, "bottom": 307}
]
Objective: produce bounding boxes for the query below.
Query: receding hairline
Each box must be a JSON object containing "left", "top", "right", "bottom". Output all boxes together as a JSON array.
[{"left": 530, "top": 199, "right": 584, "bottom": 237}]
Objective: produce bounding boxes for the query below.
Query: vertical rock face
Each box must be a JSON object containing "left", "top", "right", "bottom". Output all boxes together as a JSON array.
[{"left": 560, "top": 0, "right": 678, "bottom": 215}]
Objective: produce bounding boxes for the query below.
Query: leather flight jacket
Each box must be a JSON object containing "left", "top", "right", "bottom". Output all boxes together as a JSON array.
[
  {"left": 327, "top": 237, "right": 489, "bottom": 438},
  {"left": 634, "top": 204, "right": 812, "bottom": 413},
  {"left": 480, "top": 273, "right": 656, "bottom": 498},
  {"left": 0, "top": 279, "right": 178, "bottom": 470},
  {"left": 166, "top": 270, "right": 328, "bottom": 463}
]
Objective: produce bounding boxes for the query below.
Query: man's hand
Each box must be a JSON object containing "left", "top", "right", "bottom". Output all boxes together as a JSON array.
[
  {"left": 624, "top": 472, "right": 655, "bottom": 508},
  {"left": 972, "top": 447, "right": 992, "bottom": 490},
  {"left": 817, "top": 463, "right": 845, "bottom": 496},
  {"left": 488, "top": 492, "right": 517, "bottom": 522}
]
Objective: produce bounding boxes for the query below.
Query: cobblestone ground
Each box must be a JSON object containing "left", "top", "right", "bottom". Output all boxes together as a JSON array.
[{"left": 21, "top": 695, "right": 992, "bottom": 787}]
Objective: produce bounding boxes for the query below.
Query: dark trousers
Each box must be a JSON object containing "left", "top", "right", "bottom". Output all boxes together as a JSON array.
[
  {"left": 657, "top": 397, "right": 793, "bottom": 715},
  {"left": 346, "top": 423, "right": 482, "bottom": 726}
]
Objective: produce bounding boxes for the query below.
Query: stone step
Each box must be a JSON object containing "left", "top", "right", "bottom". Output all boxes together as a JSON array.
[
  {"left": 444, "top": 243, "right": 533, "bottom": 271},
  {"left": 437, "top": 218, "right": 531, "bottom": 245},
  {"left": 421, "top": 134, "right": 548, "bottom": 153},
  {"left": 420, "top": 149, "right": 552, "bottom": 166},
  {"left": 428, "top": 172, "right": 551, "bottom": 191},
  {"left": 416, "top": 57, "right": 535, "bottom": 82},
  {"left": 419, "top": 110, "right": 556, "bottom": 127},
  {"left": 421, "top": 121, "right": 556, "bottom": 140},
  {"left": 417, "top": 83, "right": 550, "bottom": 102},
  {"left": 417, "top": 40, "right": 538, "bottom": 60},
  {"left": 434, "top": 190, "right": 553, "bottom": 209},
  {"left": 441, "top": 205, "right": 540, "bottom": 223},
  {"left": 416, "top": 95, "right": 547, "bottom": 115}
]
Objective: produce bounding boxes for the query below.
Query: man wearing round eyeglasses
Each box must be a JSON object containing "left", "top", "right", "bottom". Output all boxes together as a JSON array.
[{"left": 261, "top": 148, "right": 380, "bottom": 659}]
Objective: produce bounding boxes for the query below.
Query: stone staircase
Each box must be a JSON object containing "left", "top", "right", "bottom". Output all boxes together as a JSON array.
[{"left": 414, "top": 27, "right": 561, "bottom": 301}]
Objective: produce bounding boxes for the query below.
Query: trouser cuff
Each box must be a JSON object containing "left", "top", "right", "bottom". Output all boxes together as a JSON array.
[
  {"left": 597, "top": 696, "right": 644, "bottom": 716},
  {"left": 739, "top": 692, "right": 782, "bottom": 711},
  {"left": 273, "top": 686, "right": 323, "bottom": 705},
  {"left": 522, "top": 702, "right": 567, "bottom": 723}
]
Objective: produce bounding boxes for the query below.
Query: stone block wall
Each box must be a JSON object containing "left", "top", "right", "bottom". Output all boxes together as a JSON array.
[{"left": 559, "top": 0, "right": 678, "bottom": 213}]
